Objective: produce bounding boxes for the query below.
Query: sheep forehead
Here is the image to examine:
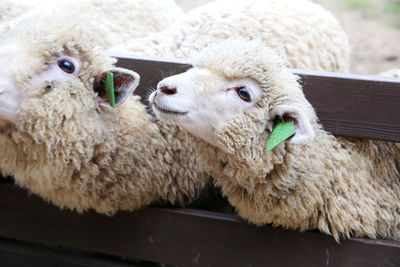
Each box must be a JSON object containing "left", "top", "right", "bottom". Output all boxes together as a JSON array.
[
  {"left": 180, "top": 68, "right": 227, "bottom": 95},
  {"left": 157, "top": 68, "right": 223, "bottom": 110},
  {"left": 5, "top": 10, "right": 101, "bottom": 53}
]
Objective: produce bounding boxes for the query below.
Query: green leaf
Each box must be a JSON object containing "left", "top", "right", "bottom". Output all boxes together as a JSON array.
[
  {"left": 105, "top": 72, "right": 116, "bottom": 108},
  {"left": 266, "top": 117, "right": 296, "bottom": 152}
]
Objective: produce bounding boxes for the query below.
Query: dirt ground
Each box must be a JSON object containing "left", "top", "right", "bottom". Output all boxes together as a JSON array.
[{"left": 176, "top": 0, "right": 400, "bottom": 75}]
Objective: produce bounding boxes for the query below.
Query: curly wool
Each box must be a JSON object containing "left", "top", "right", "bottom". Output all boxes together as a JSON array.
[
  {"left": 0, "top": 0, "right": 31, "bottom": 23},
  {"left": 118, "top": 0, "right": 350, "bottom": 72},
  {"left": 190, "top": 40, "right": 400, "bottom": 241},
  {"left": 2, "top": 0, "right": 184, "bottom": 47},
  {"left": 0, "top": 15, "right": 208, "bottom": 214}
]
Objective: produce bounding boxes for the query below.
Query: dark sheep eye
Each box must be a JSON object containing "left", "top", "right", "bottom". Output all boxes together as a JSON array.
[
  {"left": 236, "top": 87, "right": 251, "bottom": 102},
  {"left": 57, "top": 59, "right": 75, "bottom": 74}
]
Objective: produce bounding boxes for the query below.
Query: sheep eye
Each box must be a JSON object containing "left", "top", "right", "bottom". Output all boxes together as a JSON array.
[
  {"left": 236, "top": 87, "right": 251, "bottom": 102},
  {"left": 57, "top": 59, "right": 75, "bottom": 74}
]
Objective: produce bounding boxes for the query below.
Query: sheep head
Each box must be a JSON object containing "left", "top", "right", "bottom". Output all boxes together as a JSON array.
[
  {"left": 0, "top": 14, "right": 139, "bottom": 150},
  {"left": 150, "top": 39, "right": 317, "bottom": 156}
]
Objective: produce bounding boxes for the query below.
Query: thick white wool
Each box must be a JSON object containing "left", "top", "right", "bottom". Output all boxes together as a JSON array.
[
  {"left": 1, "top": 0, "right": 184, "bottom": 47},
  {"left": 116, "top": 0, "right": 350, "bottom": 72}
]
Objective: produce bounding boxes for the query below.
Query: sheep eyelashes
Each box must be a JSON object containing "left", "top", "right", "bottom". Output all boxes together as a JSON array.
[{"left": 266, "top": 116, "right": 296, "bottom": 152}]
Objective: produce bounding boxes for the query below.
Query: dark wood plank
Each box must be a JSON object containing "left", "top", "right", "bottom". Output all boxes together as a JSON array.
[
  {"left": 114, "top": 54, "right": 400, "bottom": 142},
  {"left": 0, "top": 238, "right": 151, "bottom": 267},
  {"left": 296, "top": 69, "right": 400, "bottom": 143},
  {"left": 0, "top": 182, "right": 399, "bottom": 267}
]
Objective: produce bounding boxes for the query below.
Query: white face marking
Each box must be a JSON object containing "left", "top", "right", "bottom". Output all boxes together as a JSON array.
[
  {"left": 0, "top": 44, "right": 81, "bottom": 126},
  {"left": 149, "top": 68, "right": 262, "bottom": 146}
]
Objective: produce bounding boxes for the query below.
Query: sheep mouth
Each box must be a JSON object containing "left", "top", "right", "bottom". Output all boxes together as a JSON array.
[{"left": 152, "top": 102, "right": 188, "bottom": 115}]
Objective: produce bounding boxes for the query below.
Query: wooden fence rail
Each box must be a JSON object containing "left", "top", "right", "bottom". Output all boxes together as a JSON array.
[
  {"left": 115, "top": 53, "right": 400, "bottom": 142},
  {"left": 0, "top": 54, "right": 400, "bottom": 266}
]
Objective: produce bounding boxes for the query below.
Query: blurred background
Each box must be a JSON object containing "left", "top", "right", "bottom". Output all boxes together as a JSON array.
[{"left": 177, "top": 0, "right": 400, "bottom": 75}]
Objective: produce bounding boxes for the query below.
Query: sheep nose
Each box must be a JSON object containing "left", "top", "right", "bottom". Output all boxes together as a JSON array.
[{"left": 158, "top": 85, "right": 177, "bottom": 95}]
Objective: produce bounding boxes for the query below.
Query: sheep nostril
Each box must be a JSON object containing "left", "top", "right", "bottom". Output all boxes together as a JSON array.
[{"left": 159, "top": 86, "right": 177, "bottom": 95}]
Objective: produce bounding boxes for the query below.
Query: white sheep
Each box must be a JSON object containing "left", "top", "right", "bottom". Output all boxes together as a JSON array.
[
  {"left": 2, "top": 0, "right": 184, "bottom": 47},
  {"left": 150, "top": 38, "right": 400, "bottom": 241},
  {"left": 0, "top": 12, "right": 209, "bottom": 214},
  {"left": 115, "top": 0, "right": 350, "bottom": 73},
  {"left": 0, "top": 0, "right": 351, "bottom": 214}
]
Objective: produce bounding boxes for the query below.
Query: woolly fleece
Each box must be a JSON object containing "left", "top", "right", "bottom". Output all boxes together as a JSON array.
[
  {"left": 3, "top": 0, "right": 184, "bottom": 47},
  {"left": 116, "top": 0, "right": 350, "bottom": 72},
  {"left": 0, "top": 0, "right": 31, "bottom": 23}
]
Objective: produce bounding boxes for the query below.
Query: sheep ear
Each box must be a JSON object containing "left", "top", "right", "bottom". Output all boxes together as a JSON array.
[
  {"left": 269, "top": 105, "right": 315, "bottom": 144},
  {"left": 94, "top": 68, "right": 140, "bottom": 107}
]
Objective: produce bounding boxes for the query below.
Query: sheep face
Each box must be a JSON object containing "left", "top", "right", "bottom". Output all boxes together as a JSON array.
[
  {"left": 151, "top": 39, "right": 317, "bottom": 154},
  {"left": 0, "top": 15, "right": 139, "bottom": 149},
  {"left": 149, "top": 68, "right": 262, "bottom": 147}
]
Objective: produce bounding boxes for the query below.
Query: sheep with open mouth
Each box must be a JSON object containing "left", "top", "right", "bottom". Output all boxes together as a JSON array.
[
  {"left": 150, "top": 38, "right": 400, "bottom": 241},
  {"left": 0, "top": 10, "right": 209, "bottom": 215}
]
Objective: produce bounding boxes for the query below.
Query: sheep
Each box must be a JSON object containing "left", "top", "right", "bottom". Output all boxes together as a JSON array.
[
  {"left": 149, "top": 38, "right": 400, "bottom": 241},
  {"left": 114, "top": 0, "right": 350, "bottom": 73},
  {"left": 0, "top": 1, "right": 347, "bottom": 214},
  {"left": 2, "top": 0, "right": 184, "bottom": 47},
  {"left": 0, "top": 12, "right": 209, "bottom": 215}
]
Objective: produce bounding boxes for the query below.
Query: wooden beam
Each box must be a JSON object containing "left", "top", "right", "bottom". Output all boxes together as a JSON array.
[
  {"left": 296, "top": 69, "right": 400, "bottom": 143},
  {"left": 0, "top": 238, "right": 147, "bottom": 267},
  {"left": 114, "top": 54, "right": 400, "bottom": 143},
  {"left": 0, "top": 182, "right": 399, "bottom": 267}
]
